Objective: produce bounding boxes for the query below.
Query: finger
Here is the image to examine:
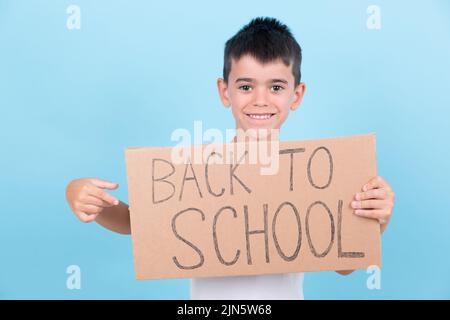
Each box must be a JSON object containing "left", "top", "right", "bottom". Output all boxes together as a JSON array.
[
  {"left": 354, "top": 209, "right": 390, "bottom": 223},
  {"left": 90, "top": 178, "right": 119, "bottom": 190},
  {"left": 83, "top": 195, "right": 114, "bottom": 208},
  {"left": 355, "top": 189, "right": 389, "bottom": 201},
  {"left": 78, "top": 203, "right": 103, "bottom": 215},
  {"left": 87, "top": 186, "right": 119, "bottom": 206},
  {"left": 351, "top": 199, "right": 390, "bottom": 209},
  {"left": 76, "top": 210, "right": 99, "bottom": 223},
  {"left": 362, "top": 176, "right": 390, "bottom": 191}
]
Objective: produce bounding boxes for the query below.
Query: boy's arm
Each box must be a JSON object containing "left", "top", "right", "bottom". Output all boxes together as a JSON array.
[
  {"left": 336, "top": 270, "right": 354, "bottom": 276},
  {"left": 66, "top": 177, "right": 131, "bottom": 235},
  {"left": 95, "top": 200, "right": 131, "bottom": 235}
]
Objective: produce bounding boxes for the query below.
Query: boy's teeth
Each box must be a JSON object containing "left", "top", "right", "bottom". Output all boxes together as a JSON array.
[{"left": 248, "top": 113, "right": 273, "bottom": 120}]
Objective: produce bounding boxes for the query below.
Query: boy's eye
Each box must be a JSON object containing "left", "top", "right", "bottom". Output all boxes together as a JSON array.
[
  {"left": 239, "top": 85, "right": 252, "bottom": 91},
  {"left": 271, "top": 85, "right": 284, "bottom": 92}
]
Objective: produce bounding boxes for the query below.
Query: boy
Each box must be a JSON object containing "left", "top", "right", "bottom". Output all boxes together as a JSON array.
[{"left": 65, "top": 17, "right": 395, "bottom": 299}]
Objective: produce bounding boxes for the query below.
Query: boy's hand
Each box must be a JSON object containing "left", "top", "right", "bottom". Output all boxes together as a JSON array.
[
  {"left": 66, "top": 178, "right": 120, "bottom": 223},
  {"left": 351, "top": 176, "right": 395, "bottom": 234}
]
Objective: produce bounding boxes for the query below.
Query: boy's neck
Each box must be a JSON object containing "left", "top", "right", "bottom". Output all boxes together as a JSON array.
[{"left": 232, "top": 128, "right": 280, "bottom": 143}]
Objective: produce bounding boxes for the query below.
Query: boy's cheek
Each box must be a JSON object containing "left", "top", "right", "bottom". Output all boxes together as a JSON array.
[{"left": 274, "top": 111, "right": 289, "bottom": 127}]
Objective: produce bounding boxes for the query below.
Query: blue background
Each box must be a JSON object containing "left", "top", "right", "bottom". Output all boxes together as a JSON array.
[{"left": 1, "top": 0, "right": 449, "bottom": 299}]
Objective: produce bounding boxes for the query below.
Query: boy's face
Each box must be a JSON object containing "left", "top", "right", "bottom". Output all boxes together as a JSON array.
[{"left": 217, "top": 54, "right": 306, "bottom": 139}]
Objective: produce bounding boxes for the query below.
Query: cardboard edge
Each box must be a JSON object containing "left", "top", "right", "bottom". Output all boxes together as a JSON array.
[{"left": 124, "top": 148, "right": 144, "bottom": 280}]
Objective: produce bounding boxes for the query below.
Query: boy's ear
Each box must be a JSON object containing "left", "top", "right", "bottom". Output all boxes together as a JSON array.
[
  {"left": 217, "top": 78, "right": 231, "bottom": 108},
  {"left": 290, "top": 82, "right": 306, "bottom": 111}
]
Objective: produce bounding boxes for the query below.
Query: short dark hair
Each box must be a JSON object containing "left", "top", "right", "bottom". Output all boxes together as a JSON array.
[{"left": 223, "top": 17, "right": 302, "bottom": 86}]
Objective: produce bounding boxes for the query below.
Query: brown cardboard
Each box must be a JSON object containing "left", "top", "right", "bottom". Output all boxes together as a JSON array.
[{"left": 125, "top": 133, "right": 381, "bottom": 280}]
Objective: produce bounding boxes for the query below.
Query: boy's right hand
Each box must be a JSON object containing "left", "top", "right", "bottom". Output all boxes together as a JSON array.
[{"left": 66, "top": 178, "right": 120, "bottom": 223}]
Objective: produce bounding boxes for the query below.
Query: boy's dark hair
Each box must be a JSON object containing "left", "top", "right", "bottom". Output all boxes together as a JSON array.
[{"left": 223, "top": 17, "right": 302, "bottom": 86}]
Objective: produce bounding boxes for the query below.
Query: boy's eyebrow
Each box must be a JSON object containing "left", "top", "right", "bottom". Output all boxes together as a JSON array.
[
  {"left": 235, "top": 77, "right": 254, "bottom": 83},
  {"left": 270, "top": 78, "right": 289, "bottom": 84},
  {"left": 235, "top": 77, "right": 288, "bottom": 84}
]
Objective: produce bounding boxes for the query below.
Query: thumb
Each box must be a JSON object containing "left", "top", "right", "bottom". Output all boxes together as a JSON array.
[{"left": 90, "top": 178, "right": 119, "bottom": 190}]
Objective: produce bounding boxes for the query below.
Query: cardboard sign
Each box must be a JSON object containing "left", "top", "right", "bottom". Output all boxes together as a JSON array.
[{"left": 125, "top": 134, "right": 381, "bottom": 280}]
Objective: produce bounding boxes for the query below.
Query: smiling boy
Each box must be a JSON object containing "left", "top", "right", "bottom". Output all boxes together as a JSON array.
[{"left": 66, "top": 17, "right": 395, "bottom": 299}]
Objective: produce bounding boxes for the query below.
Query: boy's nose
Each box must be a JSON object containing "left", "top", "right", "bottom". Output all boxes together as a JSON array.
[
  {"left": 252, "top": 88, "right": 269, "bottom": 107},
  {"left": 253, "top": 102, "right": 268, "bottom": 107}
]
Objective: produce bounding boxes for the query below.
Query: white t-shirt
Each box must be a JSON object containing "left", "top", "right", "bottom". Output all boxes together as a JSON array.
[{"left": 190, "top": 272, "right": 304, "bottom": 300}]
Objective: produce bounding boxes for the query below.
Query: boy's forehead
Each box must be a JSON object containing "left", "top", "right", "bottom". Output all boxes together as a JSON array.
[{"left": 229, "top": 54, "right": 294, "bottom": 83}]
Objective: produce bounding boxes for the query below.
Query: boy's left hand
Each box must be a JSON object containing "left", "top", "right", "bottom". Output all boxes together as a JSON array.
[{"left": 351, "top": 176, "right": 395, "bottom": 234}]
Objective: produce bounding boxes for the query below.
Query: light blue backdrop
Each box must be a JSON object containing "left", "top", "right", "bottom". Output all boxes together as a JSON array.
[{"left": 1, "top": 0, "right": 449, "bottom": 299}]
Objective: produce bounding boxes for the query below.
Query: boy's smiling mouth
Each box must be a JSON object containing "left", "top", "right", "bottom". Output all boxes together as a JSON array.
[{"left": 245, "top": 113, "right": 276, "bottom": 120}]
